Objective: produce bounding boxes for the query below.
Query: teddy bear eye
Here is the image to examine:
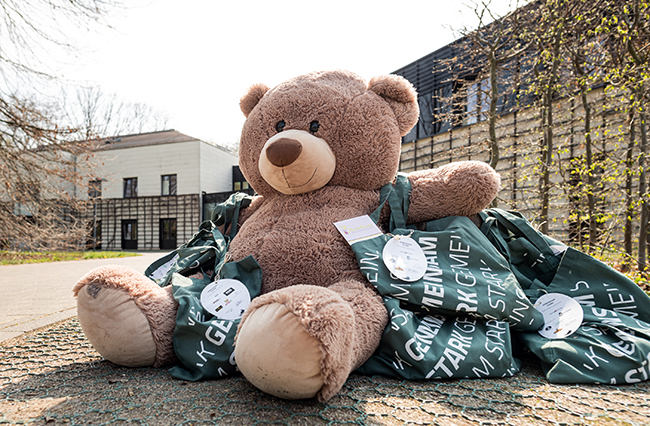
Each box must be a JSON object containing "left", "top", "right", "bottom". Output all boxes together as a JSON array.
[
  {"left": 309, "top": 121, "right": 320, "bottom": 134},
  {"left": 275, "top": 120, "right": 286, "bottom": 133}
]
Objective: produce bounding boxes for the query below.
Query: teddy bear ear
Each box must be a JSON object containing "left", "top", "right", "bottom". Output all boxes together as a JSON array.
[
  {"left": 368, "top": 75, "right": 419, "bottom": 136},
  {"left": 240, "top": 83, "right": 270, "bottom": 118}
]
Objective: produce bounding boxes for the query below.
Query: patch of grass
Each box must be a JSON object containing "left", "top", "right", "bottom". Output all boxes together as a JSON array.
[{"left": 0, "top": 250, "right": 140, "bottom": 265}]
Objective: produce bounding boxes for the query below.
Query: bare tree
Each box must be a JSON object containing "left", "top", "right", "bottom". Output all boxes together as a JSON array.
[
  {"left": 599, "top": 0, "right": 650, "bottom": 272},
  {"left": 457, "top": 0, "right": 534, "bottom": 173},
  {"left": 0, "top": 0, "right": 126, "bottom": 250},
  {"left": 65, "top": 86, "right": 170, "bottom": 139}
]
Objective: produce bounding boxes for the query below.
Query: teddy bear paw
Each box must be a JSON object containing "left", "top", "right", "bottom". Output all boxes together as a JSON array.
[
  {"left": 234, "top": 285, "right": 356, "bottom": 402},
  {"left": 73, "top": 265, "right": 178, "bottom": 367}
]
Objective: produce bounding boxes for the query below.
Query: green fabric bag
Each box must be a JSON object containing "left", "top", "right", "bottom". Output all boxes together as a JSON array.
[
  {"left": 357, "top": 297, "right": 521, "bottom": 380},
  {"left": 168, "top": 256, "right": 262, "bottom": 381},
  {"left": 144, "top": 192, "right": 261, "bottom": 381},
  {"left": 479, "top": 209, "right": 565, "bottom": 290},
  {"left": 352, "top": 175, "right": 543, "bottom": 331},
  {"left": 355, "top": 175, "right": 542, "bottom": 379},
  {"left": 518, "top": 305, "right": 650, "bottom": 385},
  {"left": 354, "top": 216, "right": 544, "bottom": 331},
  {"left": 480, "top": 208, "right": 650, "bottom": 385},
  {"left": 145, "top": 192, "right": 253, "bottom": 287}
]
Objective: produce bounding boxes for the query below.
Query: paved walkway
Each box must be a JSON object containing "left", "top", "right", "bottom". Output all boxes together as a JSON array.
[
  {"left": 1, "top": 253, "right": 650, "bottom": 425},
  {"left": 0, "top": 252, "right": 165, "bottom": 342}
]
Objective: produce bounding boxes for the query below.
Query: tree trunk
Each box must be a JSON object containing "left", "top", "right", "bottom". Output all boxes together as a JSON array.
[
  {"left": 538, "top": 18, "right": 563, "bottom": 236},
  {"left": 579, "top": 85, "right": 597, "bottom": 251},
  {"left": 540, "top": 93, "right": 553, "bottom": 235},
  {"left": 488, "top": 54, "right": 499, "bottom": 170},
  {"left": 624, "top": 106, "right": 636, "bottom": 262},
  {"left": 638, "top": 102, "right": 648, "bottom": 272},
  {"left": 488, "top": 52, "right": 500, "bottom": 208}
]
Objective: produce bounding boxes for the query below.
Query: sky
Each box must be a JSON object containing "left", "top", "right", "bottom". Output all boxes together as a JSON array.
[{"left": 63, "top": 0, "right": 519, "bottom": 148}]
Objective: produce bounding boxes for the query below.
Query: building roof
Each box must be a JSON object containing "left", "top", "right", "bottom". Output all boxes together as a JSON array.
[{"left": 93, "top": 129, "right": 234, "bottom": 154}]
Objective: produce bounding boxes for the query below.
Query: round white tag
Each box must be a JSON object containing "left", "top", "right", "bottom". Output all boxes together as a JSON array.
[
  {"left": 535, "top": 293, "right": 584, "bottom": 339},
  {"left": 200, "top": 279, "right": 251, "bottom": 320},
  {"left": 382, "top": 235, "right": 427, "bottom": 282}
]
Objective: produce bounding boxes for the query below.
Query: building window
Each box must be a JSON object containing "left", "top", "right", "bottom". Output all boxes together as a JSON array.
[
  {"left": 232, "top": 166, "right": 250, "bottom": 191},
  {"left": 88, "top": 179, "right": 102, "bottom": 199},
  {"left": 13, "top": 181, "right": 39, "bottom": 217},
  {"left": 161, "top": 174, "right": 177, "bottom": 196},
  {"left": 467, "top": 78, "right": 490, "bottom": 125},
  {"left": 13, "top": 202, "right": 36, "bottom": 217},
  {"left": 123, "top": 177, "right": 137, "bottom": 198}
]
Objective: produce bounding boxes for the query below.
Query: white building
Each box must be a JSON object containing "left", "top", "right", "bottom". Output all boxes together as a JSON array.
[{"left": 85, "top": 130, "right": 243, "bottom": 251}]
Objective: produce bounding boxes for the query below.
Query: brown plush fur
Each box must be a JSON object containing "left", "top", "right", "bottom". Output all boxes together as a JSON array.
[
  {"left": 74, "top": 70, "right": 501, "bottom": 403},
  {"left": 239, "top": 70, "right": 416, "bottom": 197},
  {"left": 232, "top": 70, "right": 500, "bottom": 401},
  {"left": 237, "top": 280, "right": 387, "bottom": 402},
  {"left": 228, "top": 187, "right": 381, "bottom": 293},
  {"left": 229, "top": 187, "right": 391, "bottom": 401},
  {"left": 74, "top": 265, "right": 178, "bottom": 367},
  {"left": 407, "top": 161, "right": 502, "bottom": 223}
]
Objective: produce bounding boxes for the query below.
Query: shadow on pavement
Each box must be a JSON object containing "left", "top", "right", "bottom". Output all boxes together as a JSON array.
[{"left": 1, "top": 318, "right": 649, "bottom": 425}]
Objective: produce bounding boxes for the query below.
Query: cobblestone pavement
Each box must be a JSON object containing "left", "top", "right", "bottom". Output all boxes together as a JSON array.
[{"left": 1, "top": 317, "right": 649, "bottom": 425}]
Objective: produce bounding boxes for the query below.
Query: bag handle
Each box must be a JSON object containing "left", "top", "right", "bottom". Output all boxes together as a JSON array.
[
  {"left": 211, "top": 192, "right": 254, "bottom": 242},
  {"left": 479, "top": 213, "right": 511, "bottom": 259},
  {"left": 369, "top": 173, "right": 411, "bottom": 231},
  {"left": 484, "top": 208, "right": 553, "bottom": 255},
  {"left": 387, "top": 173, "right": 410, "bottom": 231},
  {"left": 369, "top": 181, "right": 393, "bottom": 224}
]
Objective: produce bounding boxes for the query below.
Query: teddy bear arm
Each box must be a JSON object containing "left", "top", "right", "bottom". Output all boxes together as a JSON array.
[{"left": 406, "top": 161, "right": 501, "bottom": 224}]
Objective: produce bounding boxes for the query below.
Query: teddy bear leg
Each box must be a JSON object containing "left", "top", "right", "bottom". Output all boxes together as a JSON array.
[
  {"left": 234, "top": 281, "right": 387, "bottom": 402},
  {"left": 73, "top": 265, "right": 178, "bottom": 368}
]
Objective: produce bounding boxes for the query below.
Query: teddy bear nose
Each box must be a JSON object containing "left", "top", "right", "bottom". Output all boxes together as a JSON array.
[{"left": 265, "top": 137, "right": 303, "bottom": 167}]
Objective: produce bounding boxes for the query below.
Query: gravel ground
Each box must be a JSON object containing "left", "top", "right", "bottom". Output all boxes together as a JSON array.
[{"left": 1, "top": 317, "right": 649, "bottom": 425}]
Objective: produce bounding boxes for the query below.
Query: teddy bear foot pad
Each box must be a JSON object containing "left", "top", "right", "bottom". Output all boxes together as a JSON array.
[
  {"left": 74, "top": 265, "right": 178, "bottom": 368},
  {"left": 234, "top": 285, "right": 357, "bottom": 402}
]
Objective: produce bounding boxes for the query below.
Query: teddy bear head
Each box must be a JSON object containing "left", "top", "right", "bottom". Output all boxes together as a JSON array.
[{"left": 238, "top": 70, "right": 419, "bottom": 197}]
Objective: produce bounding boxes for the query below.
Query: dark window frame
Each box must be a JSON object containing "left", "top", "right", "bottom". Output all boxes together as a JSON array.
[
  {"left": 232, "top": 166, "right": 250, "bottom": 192},
  {"left": 123, "top": 177, "right": 138, "bottom": 198},
  {"left": 159, "top": 218, "right": 177, "bottom": 250},
  {"left": 121, "top": 219, "right": 138, "bottom": 250},
  {"left": 161, "top": 174, "right": 177, "bottom": 196}
]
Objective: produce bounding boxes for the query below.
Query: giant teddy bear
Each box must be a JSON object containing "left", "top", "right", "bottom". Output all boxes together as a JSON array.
[{"left": 74, "top": 70, "right": 501, "bottom": 402}]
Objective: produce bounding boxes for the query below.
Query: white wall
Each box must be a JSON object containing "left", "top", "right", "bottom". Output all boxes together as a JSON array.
[
  {"left": 90, "top": 140, "right": 237, "bottom": 198},
  {"left": 99, "top": 140, "right": 198, "bottom": 198},
  {"left": 199, "top": 142, "right": 237, "bottom": 193}
]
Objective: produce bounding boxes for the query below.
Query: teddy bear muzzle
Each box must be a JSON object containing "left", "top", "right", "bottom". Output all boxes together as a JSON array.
[{"left": 259, "top": 129, "right": 336, "bottom": 195}]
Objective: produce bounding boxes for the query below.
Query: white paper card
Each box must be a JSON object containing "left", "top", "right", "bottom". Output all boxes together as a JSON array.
[
  {"left": 200, "top": 279, "right": 251, "bottom": 320},
  {"left": 334, "top": 215, "right": 383, "bottom": 245},
  {"left": 535, "top": 293, "right": 584, "bottom": 339},
  {"left": 148, "top": 253, "right": 179, "bottom": 280},
  {"left": 382, "top": 235, "right": 427, "bottom": 282}
]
